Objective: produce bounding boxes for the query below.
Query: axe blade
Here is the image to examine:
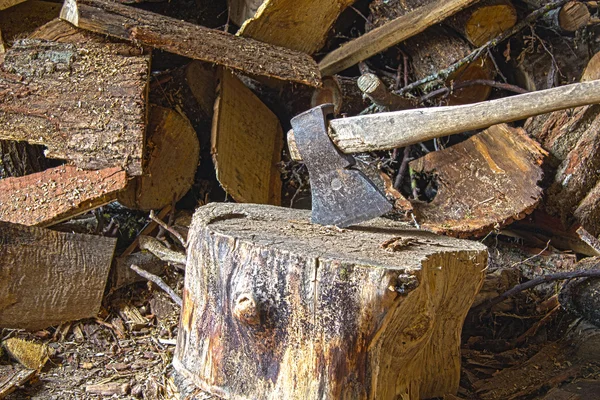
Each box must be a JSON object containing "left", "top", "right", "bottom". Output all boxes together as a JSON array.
[{"left": 290, "top": 104, "right": 392, "bottom": 228}]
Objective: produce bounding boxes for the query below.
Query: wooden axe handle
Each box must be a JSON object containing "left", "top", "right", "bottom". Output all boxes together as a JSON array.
[{"left": 287, "top": 79, "right": 600, "bottom": 160}]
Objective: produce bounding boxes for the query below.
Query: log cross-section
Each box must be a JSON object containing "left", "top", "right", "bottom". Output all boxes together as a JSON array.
[
  {"left": 0, "top": 38, "right": 149, "bottom": 175},
  {"left": 59, "top": 0, "right": 321, "bottom": 87},
  {"left": 174, "top": 203, "right": 488, "bottom": 400}
]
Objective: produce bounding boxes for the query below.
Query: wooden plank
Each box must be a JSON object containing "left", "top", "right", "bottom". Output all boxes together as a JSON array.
[
  {"left": 238, "top": 0, "right": 357, "bottom": 55},
  {"left": 318, "top": 0, "right": 479, "bottom": 76},
  {"left": 174, "top": 203, "right": 487, "bottom": 400},
  {"left": 0, "top": 38, "right": 149, "bottom": 175},
  {"left": 0, "top": 165, "right": 127, "bottom": 227},
  {"left": 409, "top": 124, "right": 547, "bottom": 238},
  {"left": 211, "top": 69, "right": 283, "bottom": 205},
  {"left": 0, "top": 221, "right": 116, "bottom": 330},
  {"left": 0, "top": 0, "right": 25, "bottom": 11},
  {"left": 59, "top": 0, "right": 321, "bottom": 87}
]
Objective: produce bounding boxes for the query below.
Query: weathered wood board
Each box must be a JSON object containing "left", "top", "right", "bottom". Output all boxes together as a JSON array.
[
  {"left": 60, "top": 0, "right": 321, "bottom": 87},
  {"left": 410, "top": 124, "right": 547, "bottom": 238},
  {"left": 238, "top": 0, "right": 357, "bottom": 55},
  {"left": 174, "top": 203, "right": 488, "bottom": 400},
  {"left": 0, "top": 165, "right": 127, "bottom": 227},
  {"left": 0, "top": 221, "right": 116, "bottom": 330},
  {"left": 211, "top": 69, "right": 283, "bottom": 205},
  {"left": 0, "top": 38, "right": 150, "bottom": 175}
]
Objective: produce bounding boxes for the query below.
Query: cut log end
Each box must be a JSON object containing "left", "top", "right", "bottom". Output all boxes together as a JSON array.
[
  {"left": 59, "top": 0, "right": 78, "bottom": 26},
  {"left": 558, "top": 1, "right": 590, "bottom": 32},
  {"left": 464, "top": 2, "right": 517, "bottom": 46},
  {"left": 175, "top": 203, "right": 488, "bottom": 399}
]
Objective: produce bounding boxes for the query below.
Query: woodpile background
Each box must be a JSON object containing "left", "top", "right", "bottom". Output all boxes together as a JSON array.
[{"left": 0, "top": 0, "right": 600, "bottom": 399}]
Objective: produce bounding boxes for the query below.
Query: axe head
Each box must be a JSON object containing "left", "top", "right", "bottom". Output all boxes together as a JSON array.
[{"left": 290, "top": 104, "right": 392, "bottom": 228}]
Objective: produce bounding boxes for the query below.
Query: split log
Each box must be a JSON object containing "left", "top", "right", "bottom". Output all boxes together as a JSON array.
[
  {"left": 212, "top": 69, "right": 283, "bottom": 205},
  {"left": 318, "top": 0, "right": 479, "bottom": 76},
  {"left": 409, "top": 124, "right": 547, "bottom": 238},
  {"left": 0, "top": 165, "right": 127, "bottom": 227},
  {"left": 237, "top": 0, "right": 356, "bottom": 55},
  {"left": 526, "top": 0, "right": 591, "bottom": 31},
  {"left": 174, "top": 203, "right": 488, "bottom": 400},
  {"left": 0, "top": 365, "right": 37, "bottom": 399},
  {"left": 118, "top": 106, "right": 199, "bottom": 211},
  {"left": 228, "top": 0, "right": 264, "bottom": 27},
  {"left": 0, "top": 140, "right": 46, "bottom": 179},
  {"left": 0, "top": 0, "right": 25, "bottom": 10},
  {"left": 445, "top": 0, "right": 517, "bottom": 46},
  {"left": 0, "top": 221, "right": 116, "bottom": 330},
  {"left": 59, "top": 0, "right": 321, "bottom": 87},
  {"left": 0, "top": 38, "right": 150, "bottom": 175}
]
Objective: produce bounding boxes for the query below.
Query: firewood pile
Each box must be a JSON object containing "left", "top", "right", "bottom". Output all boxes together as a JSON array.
[{"left": 1, "top": 0, "right": 600, "bottom": 399}]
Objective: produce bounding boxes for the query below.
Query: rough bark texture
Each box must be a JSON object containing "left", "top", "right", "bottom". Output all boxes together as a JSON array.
[
  {"left": 118, "top": 106, "right": 200, "bottom": 210},
  {"left": 174, "top": 203, "right": 488, "bottom": 400},
  {"left": 59, "top": 0, "right": 321, "bottom": 87},
  {"left": 0, "top": 140, "right": 47, "bottom": 179},
  {"left": 446, "top": 0, "right": 517, "bottom": 46},
  {"left": 0, "top": 0, "right": 60, "bottom": 49},
  {"left": 559, "top": 257, "right": 600, "bottom": 327},
  {"left": 410, "top": 124, "right": 547, "bottom": 238},
  {"left": 0, "top": 165, "right": 126, "bottom": 227},
  {"left": 238, "top": 0, "right": 357, "bottom": 55},
  {"left": 212, "top": 69, "right": 283, "bottom": 205},
  {"left": 0, "top": 221, "right": 116, "bottom": 330},
  {"left": 0, "top": 38, "right": 149, "bottom": 175},
  {"left": 0, "top": 0, "right": 25, "bottom": 10}
]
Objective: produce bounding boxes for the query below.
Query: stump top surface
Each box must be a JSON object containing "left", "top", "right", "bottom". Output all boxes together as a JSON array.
[{"left": 191, "top": 203, "right": 487, "bottom": 270}]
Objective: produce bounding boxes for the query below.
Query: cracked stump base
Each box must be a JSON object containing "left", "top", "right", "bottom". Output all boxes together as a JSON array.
[{"left": 174, "top": 204, "right": 487, "bottom": 400}]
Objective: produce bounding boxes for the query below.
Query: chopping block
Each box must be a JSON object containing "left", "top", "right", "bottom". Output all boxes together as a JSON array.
[{"left": 174, "top": 203, "right": 487, "bottom": 400}]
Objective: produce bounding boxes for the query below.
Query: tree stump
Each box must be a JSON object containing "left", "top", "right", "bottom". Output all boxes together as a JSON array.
[{"left": 174, "top": 203, "right": 488, "bottom": 400}]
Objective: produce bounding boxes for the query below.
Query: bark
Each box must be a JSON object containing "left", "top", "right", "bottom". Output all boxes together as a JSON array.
[
  {"left": 0, "top": 221, "right": 116, "bottom": 330},
  {"left": 174, "top": 203, "right": 488, "bottom": 400},
  {"left": 0, "top": 38, "right": 150, "bottom": 175},
  {"left": 0, "top": 140, "right": 47, "bottom": 179},
  {"left": 409, "top": 124, "right": 547, "bottom": 238},
  {"left": 212, "top": 69, "right": 283, "bottom": 205},
  {"left": 559, "top": 257, "right": 600, "bottom": 327},
  {"left": 0, "top": 165, "right": 127, "bottom": 227},
  {"left": 59, "top": 0, "right": 320, "bottom": 87},
  {"left": 117, "top": 106, "right": 200, "bottom": 210}
]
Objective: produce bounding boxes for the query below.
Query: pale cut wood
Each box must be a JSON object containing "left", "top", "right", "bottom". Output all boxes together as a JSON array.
[
  {"left": 0, "top": 366, "right": 36, "bottom": 399},
  {"left": 174, "top": 203, "right": 487, "bottom": 400},
  {"left": 318, "top": 0, "right": 479, "bottom": 76},
  {"left": 0, "top": 165, "right": 127, "bottom": 227},
  {"left": 549, "top": 1, "right": 590, "bottom": 31},
  {"left": 238, "top": 0, "right": 357, "bottom": 55},
  {"left": 0, "top": 222, "right": 116, "bottom": 330},
  {"left": 0, "top": 38, "right": 149, "bottom": 175},
  {"left": 409, "top": 124, "right": 547, "bottom": 238},
  {"left": 446, "top": 0, "right": 517, "bottom": 46},
  {"left": 118, "top": 106, "right": 200, "bottom": 211},
  {"left": 0, "top": 0, "right": 25, "bottom": 10},
  {"left": 228, "top": 0, "right": 264, "bottom": 26},
  {"left": 212, "top": 69, "right": 283, "bottom": 205},
  {"left": 60, "top": 0, "right": 320, "bottom": 87},
  {"left": 327, "top": 79, "right": 600, "bottom": 153}
]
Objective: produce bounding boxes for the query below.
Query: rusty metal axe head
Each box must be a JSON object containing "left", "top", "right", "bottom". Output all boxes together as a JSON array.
[{"left": 289, "top": 104, "right": 391, "bottom": 228}]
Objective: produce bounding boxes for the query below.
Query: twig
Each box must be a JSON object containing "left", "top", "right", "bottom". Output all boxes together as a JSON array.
[
  {"left": 394, "top": 146, "right": 411, "bottom": 190},
  {"left": 396, "top": 0, "right": 569, "bottom": 95},
  {"left": 472, "top": 265, "right": 600, "bottom": 313},
  {"left": 121, "top": 205, "right": 172, "bottom": 257},
  {"left": 130, "top": 264, "right": 182, "bottom": 307},
  {"left": 139, "top": 235, "right": 186, "bottom": 268},
  {"left": 419, "top": 79, "right": 528, "bottom": 103},
  {"left": 149, "top": 210, "right": 186, "bottom": 248},
  {"left": 510, "top": 239, "right": 551, "bottom": 268}
]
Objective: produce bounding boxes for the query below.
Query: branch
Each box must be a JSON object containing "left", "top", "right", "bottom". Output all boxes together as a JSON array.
[{"left": 130, "top": 264, "right": 182, "bottom": 307}]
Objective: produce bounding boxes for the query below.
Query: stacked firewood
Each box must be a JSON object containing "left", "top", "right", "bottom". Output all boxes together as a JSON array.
[{"left": 1, "top": 0, "right": 600, "bottom": 399}]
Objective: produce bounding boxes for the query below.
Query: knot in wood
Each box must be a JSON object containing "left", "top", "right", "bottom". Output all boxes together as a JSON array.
[{"left": 233, "top": 294, "right": 260, "bottom": 326}]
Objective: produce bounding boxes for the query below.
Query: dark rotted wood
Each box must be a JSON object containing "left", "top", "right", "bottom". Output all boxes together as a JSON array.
[
  {"left": 559, "top": 257, "right": 600, "bottom": 327},
  {"left": 0, "top": 165, "right": 127, "bottom": 227},
  {"left": 0, "top": 140, "right": 46, "bottom": 179},
  {"left": 409, "top": 124, "right": 547, "bottom": 238},
  {"left": 0, "top": 38, "right": 149, "bottom": 175},
  {"left": 174, "top": 203, "right": 487, "bottom": 400},
  {"left": 59, "top": 0, "right": 320, "bottom": 87},
  {"left": 0, "top": 0, "right": 60, "bottom": 52},
  {"left": 0, "top": 221, "right": 116, "bottom": 330}
]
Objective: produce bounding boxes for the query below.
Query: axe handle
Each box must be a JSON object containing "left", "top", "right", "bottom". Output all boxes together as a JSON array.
[{"left": 325, "top": 79, "right": 600, "bottom": 153}]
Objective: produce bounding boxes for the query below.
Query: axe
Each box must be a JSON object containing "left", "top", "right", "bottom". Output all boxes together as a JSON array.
[{"left": 289, "top": 79, "right": 600, "bottom": 227}]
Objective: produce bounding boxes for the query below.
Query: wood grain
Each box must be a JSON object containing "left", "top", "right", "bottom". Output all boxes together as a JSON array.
[
  {"left": 211, "top": 69, "right": 283, "bottom": 205},
  {"left": 60, "top": 0, "right": 321, "bottom": 87},
  {"left": 0, "top": 222, "right": 116, "bottom": 330},
  {"left": 238, "top": 0, "right": 357, "bottom": 55}
]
